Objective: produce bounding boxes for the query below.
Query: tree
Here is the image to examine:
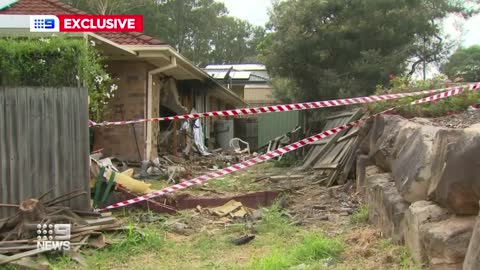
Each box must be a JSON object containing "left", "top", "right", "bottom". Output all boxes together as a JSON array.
[
  {"left": 441, "top": 45, "right": 480, "bottom": 82},
  {"left": 209, "top": 18, "right": 265, "bottom": 65},
  {"left": 66, "top": 0, "right": 262, "bottom": 65},
  {"left": 262, "top": 0, "right": 479, "bottom": 102},
  {"left": 65, "top": 0, "right": 149, "bottom": 15}
]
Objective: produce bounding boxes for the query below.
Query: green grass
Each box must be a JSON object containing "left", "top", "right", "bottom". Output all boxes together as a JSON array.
[
  {"left": 351, "top": 206, "right": 369, "bottom": 225},
  {"left": 197, "top": 163, "right": 277, "bottom": 193},
  {"left": 48, "top": 219, "right": 169, "bottom": 269},
  {"left": 377, "top": 239, "right": 394, "bottom": 251},
  {"left": 0, "top": 265, "right": 17, "bottom": 270},
  {"left": 256, "top": 204, "right": 296, "bottom": 237},
  {"left": 245, "top": 249, "right": 291, "bottom": 270},
  {"left": 45, "top": 205, "right": 300, "bottom": 269},
  {"left": 245, "top": 233, "right": 345, "bottom": 270},
  {"left": 201, "top": 173, "right": 263, "bottom": 193},
  {"left": 398, "top": 247, "right": 422, "bottom": 270},
  {"left": 146, "top": 163, "right": 277, "bottom": 194},
  {"left": 39, "top": 202, "right": 416, "bottom": 270}
]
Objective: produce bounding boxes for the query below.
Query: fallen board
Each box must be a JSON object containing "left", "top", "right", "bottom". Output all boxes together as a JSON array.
[
  {"left": 0, "top": 248, "right": 49, "bottom": 265},
  {"left": 313, "top": 124, "right": 361, "bottom": 187}
]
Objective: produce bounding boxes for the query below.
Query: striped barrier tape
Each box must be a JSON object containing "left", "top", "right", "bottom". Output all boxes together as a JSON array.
[
  {"left": 89, "top": 83, "right": 480, "bottom": 127},
  {"left": 99, "top": 83, "right": 479, "bottom": 211}
]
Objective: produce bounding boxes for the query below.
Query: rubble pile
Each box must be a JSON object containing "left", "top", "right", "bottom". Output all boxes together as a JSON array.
[{"left": 0, "top": 190, "right": 124, "bottom": 268}]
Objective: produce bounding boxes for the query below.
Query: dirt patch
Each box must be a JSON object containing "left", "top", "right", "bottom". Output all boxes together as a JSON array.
[
  {"left": 266, "top": 172, "right": 361, "bottom": 226},
  {"left": 412, "top": 110, "right": 480, "bottom": 129},
  {"left": 344, "top": 228, "right": 382, "bottom": 258}
]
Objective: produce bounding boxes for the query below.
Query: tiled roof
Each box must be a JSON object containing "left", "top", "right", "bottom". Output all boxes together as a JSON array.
[{"left": 0, "top": 0, "right": 165, "bottom": 45}]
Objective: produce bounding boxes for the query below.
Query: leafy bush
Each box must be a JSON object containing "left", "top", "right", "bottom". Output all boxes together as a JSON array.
[
  {"left": 368, "top": 75, "right": 480, "bottom": 118},
  {"left": 0, "top": 36, "right": 115, "bottom": 121}
]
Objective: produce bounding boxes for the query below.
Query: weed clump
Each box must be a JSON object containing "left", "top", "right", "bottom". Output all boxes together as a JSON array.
[
  {"left": 351, "top": 206, "right": 369, "bottom": 225},
  {"left": 256, "top": 204, "right": 295, "bottom": 236}
]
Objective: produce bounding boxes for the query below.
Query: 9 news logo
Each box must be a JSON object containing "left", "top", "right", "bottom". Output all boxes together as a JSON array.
[
  {"left": 30, "top": 15, "right": 60, "bottom": 32},
  {"left": 36, "top": 223, "right": 71, "bottom": 251}
]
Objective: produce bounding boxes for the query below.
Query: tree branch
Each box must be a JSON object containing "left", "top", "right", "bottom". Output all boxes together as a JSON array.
[{"left": 408, "top": 59, "right": 424, "bottom": 76}]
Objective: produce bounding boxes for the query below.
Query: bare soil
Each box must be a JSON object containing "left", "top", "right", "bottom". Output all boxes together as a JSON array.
[{"left": 412, "top": 109, "right": 480, "bottom": 129}]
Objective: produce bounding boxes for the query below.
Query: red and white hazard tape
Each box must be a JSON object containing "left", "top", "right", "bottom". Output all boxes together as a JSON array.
[
  {"left": 99, "top": 84, "right": 478, "bottom": 211},
  {"left": 90, "top": 83, "right": 480, "bottom": 127}
]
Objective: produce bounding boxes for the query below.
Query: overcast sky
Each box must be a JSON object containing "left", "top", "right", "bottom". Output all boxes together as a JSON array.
[{"left": 218, "top": 0, "right": 480, "bottom": 47}]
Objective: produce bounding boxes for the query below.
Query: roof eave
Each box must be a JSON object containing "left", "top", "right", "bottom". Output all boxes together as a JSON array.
[
  {"left": 128, "top": 45, "right": 247, "bottom": 107},
  {"left": 87, "top": 33, "right": 137, "bottom": 56}
]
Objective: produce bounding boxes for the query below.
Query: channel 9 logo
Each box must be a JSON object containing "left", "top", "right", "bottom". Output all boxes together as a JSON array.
[{"left": 30, "top": 15, "right": 60, "bottom": 32}]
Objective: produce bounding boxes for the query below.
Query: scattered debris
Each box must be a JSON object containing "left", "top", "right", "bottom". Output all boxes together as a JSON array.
[
  {"left": 208, "top": 200, "right": 251, "bottom": 218},
  {"left": 267, "top": 174, "right": 361, "bottom": 226},
  {"left": 231, "top": 235, "right": 255, "bottom": 245},
  {"left": 269, "top": 174, "right": 304, "bottom": 183},
  {"left": 250, "top": 209, "right": 263, "bottom": 221},
  {"left": 90, "top": 158, "right": 153, "bottom": 195},
  {"left": 171, "top": 222, "right": 191, "bottom": 235},
  {"left": 88, "top": 234, "right": 107, "bottom": 249},
  {"left": 174, "top": 191, "right": 279, "bottom": 210},
  {"left": 266, "top": 126, "right": 302, "bottom": 155},
  {"left": 0, "top": 191, "right": 124, "bottom": 267},
  {"left": 230, "top": 138, "right": 251, "bottom": 156}
]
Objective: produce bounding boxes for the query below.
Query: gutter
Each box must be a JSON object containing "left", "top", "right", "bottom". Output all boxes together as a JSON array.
[
  {"left": 145, "top": 55, "right": 177, "bottom": 161},
  {"left": 0, "top": 0, "right": 19, "bottom": 11}
]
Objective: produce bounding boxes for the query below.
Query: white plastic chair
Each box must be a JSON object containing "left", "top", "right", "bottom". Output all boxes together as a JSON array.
[{"left": 229, "top": 138, "right": 250, "bottom": 156}]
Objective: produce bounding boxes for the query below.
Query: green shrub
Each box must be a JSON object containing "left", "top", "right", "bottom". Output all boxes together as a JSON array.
[
  {"left": 0, "top": 36, "right": 114, "bottom": 121},
  {"left": 368, "top": 75, "right": 480, "bottom": 118}
]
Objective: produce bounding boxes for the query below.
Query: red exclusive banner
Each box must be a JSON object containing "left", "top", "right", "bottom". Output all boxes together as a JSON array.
[{"left": 56, "top": 15, "right": 143, "bottom": 32}]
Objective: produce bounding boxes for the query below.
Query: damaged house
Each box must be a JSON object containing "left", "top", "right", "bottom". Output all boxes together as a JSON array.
[
  {"left": 204, "top": 64, "right": 302, "bottom": 151},
  {"left": 0, "top": 0, "right": 247, "bottom": 163}
]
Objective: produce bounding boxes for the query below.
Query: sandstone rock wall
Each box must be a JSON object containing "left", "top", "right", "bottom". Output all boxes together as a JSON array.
[{"left": 358, "top": 115, "right": 480, "bottom": 270}]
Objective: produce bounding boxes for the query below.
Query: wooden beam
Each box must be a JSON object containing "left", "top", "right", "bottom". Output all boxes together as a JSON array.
[
  {"left": 326, "top": 111, "right": 360, "bottom": 120},
  {"left": 311, "top": 139, "right": 331, "bottom": 145},
  {"left": 0, "top": 253, "right": 51, "bottom": 269},
  {"left": 338, "top": 129, "right": 359, "bottom": 143},
  {"left": 313, "top": 163, "right": 339, "bottom": 170},
  {"left": 0, "top": 248, "right": 50, "bottom": 265}
]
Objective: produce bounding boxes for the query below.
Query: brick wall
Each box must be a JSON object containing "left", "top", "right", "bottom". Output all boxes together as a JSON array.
[{"left": 93, "top": 60, "right": 149, "bottom": 161}]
